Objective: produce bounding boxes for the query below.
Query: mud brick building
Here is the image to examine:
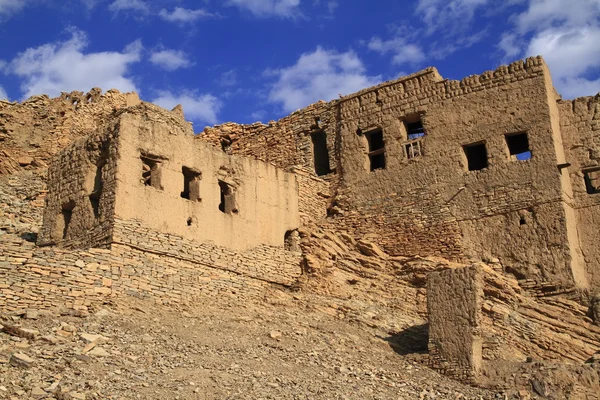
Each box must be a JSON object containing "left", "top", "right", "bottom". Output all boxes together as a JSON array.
[{"left": 203, "top": 56, "right": 600, "bottom": 291}]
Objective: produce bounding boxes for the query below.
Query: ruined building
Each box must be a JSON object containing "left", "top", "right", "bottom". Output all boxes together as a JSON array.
[
  {"left": 2, "top": 56, "right": 600, "bottom": 389},
  {"left": 34, "top": 56, "right": 600, "bottom": 292}
]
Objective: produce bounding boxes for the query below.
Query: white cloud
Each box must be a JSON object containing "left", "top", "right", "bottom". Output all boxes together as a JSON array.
[
  {"left": 514, "top": 0, "right": 600, "bottom": 34},
  {"left": 416, "top": 0, "right": 489, "bottom": 35},
  {"left": 0, "top": 0, "right": 28, "bottom": 20},
  {"left": 108, "top": 0, "right": 149, "bottom": 15},
  {"left": 0, "top": 85, "right": 8, "bottom": 100},
  {"left": 150, "top": 49, "right": 193, "bottom": 71},
  {"left": 218, "top": 69, "right": 238, "bottom": 87},
  {"left": 228, "top": 0, "right": 300, "bottom": 17},
  {"left": 158, "top": 7, "right": 216, "bottom": 23},
  {"left": 368, "top": 37, "right": 425, "bottom": 66},
  {"left": 7, "top": 30, "right": 142, "bottom": 99},
  {"left": 152, "top": 91, "right": 222, "bottom": 125},
  {"left": 498, "top": 0, "right": 600, "bottom": 98},
  {"left": 268, "top": 47, "right": 381, "bottom": 112}
]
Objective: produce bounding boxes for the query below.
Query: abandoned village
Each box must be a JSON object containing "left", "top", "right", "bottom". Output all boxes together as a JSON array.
[{"left": 1, "top": 56, "right": 600, "bottom": 397}]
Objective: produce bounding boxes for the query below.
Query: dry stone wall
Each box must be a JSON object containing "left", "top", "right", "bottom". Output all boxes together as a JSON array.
[
  {"left": 37, "top": 123, "right": 119, "bottom": 249},
  {"left": 0, "top": 223, "right": 302, "bottom": 313},
  {"left": 0, "top": 89, "right": 140, "bottom": 176}
]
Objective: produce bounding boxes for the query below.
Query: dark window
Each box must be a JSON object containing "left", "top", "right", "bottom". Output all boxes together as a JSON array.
[
  {"left": 181, "top": 167, "right": 202, "bottom": 201},
  {"left": 89, "top": 157, "right": 106, "bottom": 218},
  {"left": 405, "top": 120, "right": 426, "bottom": 140},
  {"left": 219, "top": 181, "right": 238, "bottom": 214},
  {"left": 463, "top": 142, "right": 488, "bottom": 171},
  {"left": 61, "top": 201, "right": 75, "bottom": 239},
  {"left": 584, "top": 168, "right": 600, "bottom": 194},
  {"left": 405, "top": 141, "right": 423, "bottom": 159},
  {"left": 311, "top": 130, "right": 331, "bottom": 176},
  {"left": 506, "top": 132, "right": 531, "bottom": 161},
  {"left": 141, "top": 155, "right": 163, "bottom": 190},
  {"left": 365, "top": 129, "right": 385, "bottom": 171}
]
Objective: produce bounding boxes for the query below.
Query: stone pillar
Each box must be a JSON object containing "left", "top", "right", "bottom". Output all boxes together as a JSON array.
[{"left": 427, "top": 265, "right": 483, "bottom": 382}]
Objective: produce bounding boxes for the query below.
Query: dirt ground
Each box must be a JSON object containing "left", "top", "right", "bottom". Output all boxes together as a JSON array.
[{"left": 0, "top": 288, "right": 504, "bottom": 400}]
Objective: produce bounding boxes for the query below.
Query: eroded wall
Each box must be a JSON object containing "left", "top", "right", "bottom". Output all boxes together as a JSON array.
[
  {"left": 113, "top": 105, "right": 300, "bottom": 251},
  {"left": 37, "top": 126, "right": 119, "bottom": 249},
  {"left": 558, "top": 95, "right": 600, "bottom": 288},
  {"left": 335, "top": 57, "right": 581, "bottom": 285},
  {"left": 428, "top": 265, "right": 483, "bottom": 382}
]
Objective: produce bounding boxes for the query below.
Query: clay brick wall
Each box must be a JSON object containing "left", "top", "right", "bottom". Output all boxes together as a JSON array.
[
  {"left": 196, "top": 57, "right": 590, "bottom": 288},
  {"left": 428, "top": 265, "right": 483, "bottom": 382},
  {"left": 558, "top": 95, "right": 600, "bottom": 287}
]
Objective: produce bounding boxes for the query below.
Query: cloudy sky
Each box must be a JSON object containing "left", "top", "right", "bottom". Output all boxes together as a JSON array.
[{"left": 0, "top": 0, "right": 599, "bottom": 130}]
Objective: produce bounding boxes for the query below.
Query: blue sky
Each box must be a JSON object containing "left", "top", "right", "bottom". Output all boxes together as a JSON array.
[{"left": 0, "top": 0, "right": 599, "bottom": 131}]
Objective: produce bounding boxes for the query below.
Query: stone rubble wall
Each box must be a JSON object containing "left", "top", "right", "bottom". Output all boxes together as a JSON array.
[
  {"left": 0, "top": 89, "right": 140, "bottom": 176},
  {"left": 0, "top": 222, "right": 302, "bottom": 313},
  {"left": 37, "top": 122, "right": 119, "bottom": 249},
  {"left": 428, "top": 265, "right": 483, "bottom": 382},
  {"left": 558, "top": 95, "right": 600, "bottom": 288}
]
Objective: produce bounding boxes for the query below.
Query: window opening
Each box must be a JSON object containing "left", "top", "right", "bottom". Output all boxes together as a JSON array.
[
  {"left": 505, "top": 132, "right": 531, "bottom": 161},
  {"left": 311, "top": 130, "right": 331, "bottom": 176},
  {"left": 584, "top": 168, "right": 600, "bottom": 194},
  {"left": 187, "top": 217, "right": 193, "bottom": 226},
  {"left": 89, "top": 158, "right": 106, "bottom": 218},
  {"left": 405, "top": 141, "right": 423, "bottom": 160},
  {"left": 61, "top": 201, "right": 75, "bottom": 239},
  {"left": 181, "top": 167, "right": 202, "bottom": 201},
  {"left": 218, "top": 181, "right": 238, "bottom": 214},
  {"left": 405, "top": 121, "right": 425, "bottom": 140},
  {"left": 463, "top": 142, "right": 488, "bottom": 171},
  {"left": 141, "top": 155, "right": 163, "bottom": 190},
  {"left": 365, "top": 128, "right": 385, "bottom": 171}
]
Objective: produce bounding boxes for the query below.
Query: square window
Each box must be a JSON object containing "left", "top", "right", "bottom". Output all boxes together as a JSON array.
[
  {"left": 463, "top": 142, "right": 488, "bottom": 171},
  {"left": 141, "top": 155, "right": 163, "bottom": 190},
  {"left": 405, "top": 121, "right": 426, "bottom": 140},
  {"left": 405, "top": 141, "right": 423, "bottom": 159},
  {"left": 181, "top": 167, "right": 202, "bottom": 201},
  {"left": 219, "top": 181, "right": 238, "bottom": 214},
  {"left": 505, "top": 132, "right": 532, "bottom": 161},
  {"left": 584, "top": 168, "right": 600, "bottom": 194}
]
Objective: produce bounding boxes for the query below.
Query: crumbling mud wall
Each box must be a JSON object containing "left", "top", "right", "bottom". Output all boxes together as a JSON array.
[
  {"left": 37, "top": 103, "right": 300, "bottom": 252},
  {"left": 114, "top": 105, "right": 300, "bottom": 251},
  {"left": 204, "top": 57, "right": 589, "bottom": 288},
  {"left": 0, "top": 89, "right": 140, "bottom": 176},
  {"left": 36, "top": 126, "right": 118, "bottom": 249},
  {"left": 336, "top": 57, "right": 583, "bottom": 287},
  {"left": 428, "top": 265, "right": 483, "bottom": 382},
  {"left": 558, "top": 95, "right": 600, "bottom": 288}
]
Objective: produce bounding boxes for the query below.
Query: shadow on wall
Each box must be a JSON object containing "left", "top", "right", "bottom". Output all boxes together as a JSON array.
[{"left": 381, "top": 323, "right": 429, "bottom": 356}]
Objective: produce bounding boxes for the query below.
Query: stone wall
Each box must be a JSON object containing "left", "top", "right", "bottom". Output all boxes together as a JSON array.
[
  {"left": 428, "top": 265, "right": 483, "bottom": 382},
  {"left": 558, "top": 95, "right": 600, "bottom": 288},
  {"left": 0, "top": 221, "right": 302, "bottom": 313},
  {"left": 36, "top": 125, "right": 119, "bottom": 249},
  {"left": 0, "top": 89, "right": 140, "bottom": 175}
]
